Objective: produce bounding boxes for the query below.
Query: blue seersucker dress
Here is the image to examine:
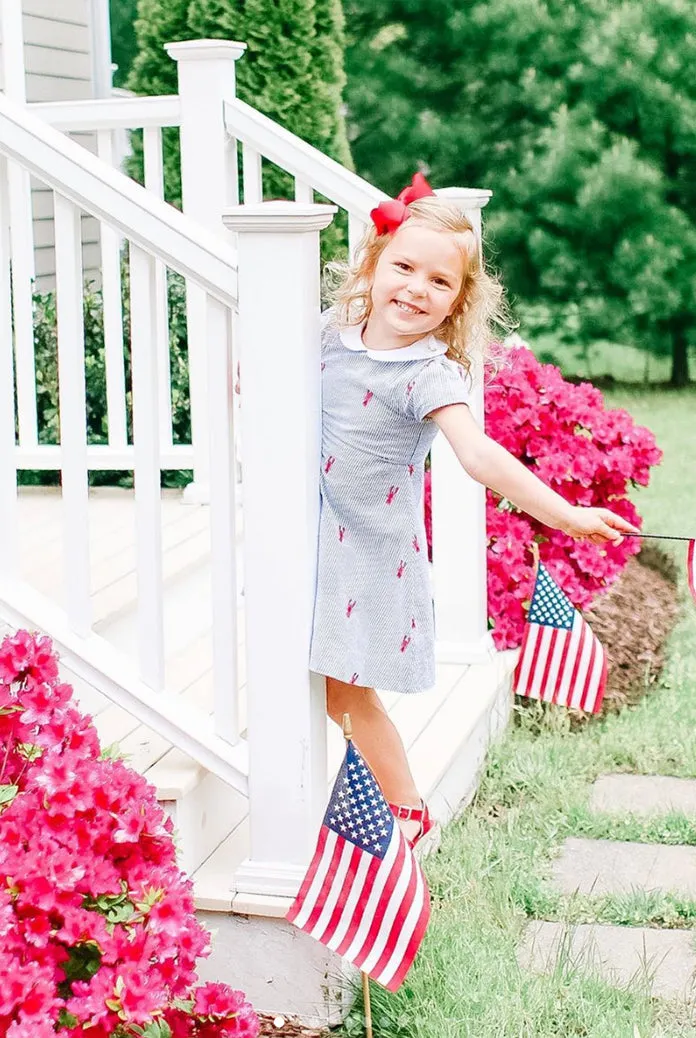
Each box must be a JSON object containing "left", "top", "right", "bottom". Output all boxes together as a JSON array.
[{"left": 309, "top": 317, "right": 472, "bottom": 693}]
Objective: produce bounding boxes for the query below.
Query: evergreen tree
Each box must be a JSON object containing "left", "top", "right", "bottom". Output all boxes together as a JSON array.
[
  {"left": 344, "top": 0, "right": 696, "bottom": 383},
  {"left": 110, "top": 0, "right": 139, "bottom": 87},
  {"left": 127, "top": 0, "right": 193, "bottom": 98},
  {"left": 310, "top": 0, "right": 353, "bottom": 169},
  {"left": 125, "top": 0, "right": 194, "bottom": 201},
  {"left": 127, "top": 0, "right": 352, "bottom": 231}
]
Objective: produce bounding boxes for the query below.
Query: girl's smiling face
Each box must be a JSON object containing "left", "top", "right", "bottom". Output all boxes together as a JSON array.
[{"left": 365, "top": 223, "right": 466, "bottom": 349}]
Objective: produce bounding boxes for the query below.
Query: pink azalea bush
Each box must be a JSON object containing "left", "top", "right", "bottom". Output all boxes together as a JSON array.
[
  {"left": 0, "top": 630, "right": 259, "bottom": 1038},
  {"left": 426, "top": 342, "right": 662, "bottom": 650}
]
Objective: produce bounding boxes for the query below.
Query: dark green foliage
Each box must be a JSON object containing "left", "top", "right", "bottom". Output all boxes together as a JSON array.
[
  {"left": 343, "top": 0, "right": 696, "bottom": 384},
  {"left": 124, "top": 0, "right": 193, "bottom": 203},
  {"left": 127, "top": 0, "right": 352, "bottom": 258},
  {"left": 24, "top": 267, "right": 190, "bottom": 488},
  {"left": 109, "top": 0, "right": 139, "bottom": 87},
  {"left": 126, "top": 0, "right": 192, "bottom": 98},
  {"left": 33, "top": 284, "right": 109, "bottom": 447}
]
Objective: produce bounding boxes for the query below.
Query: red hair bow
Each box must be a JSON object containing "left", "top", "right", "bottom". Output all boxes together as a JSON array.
[{"left": 370, "top": 173, "right": 436, "bottom": 236}]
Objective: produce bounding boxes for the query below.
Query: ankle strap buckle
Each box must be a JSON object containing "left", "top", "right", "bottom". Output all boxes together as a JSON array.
[{"left": 389, "top": 802, "right": 423, "bottom": 822}]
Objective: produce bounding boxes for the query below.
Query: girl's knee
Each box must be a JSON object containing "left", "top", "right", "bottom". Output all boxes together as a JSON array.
[{"left": 325, "top": 676, "right": 381, "bottom": 723}]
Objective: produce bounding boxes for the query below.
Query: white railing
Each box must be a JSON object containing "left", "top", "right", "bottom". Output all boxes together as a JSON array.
[
  {"left": 225, "top": 96, "right": 384, "bottom": 255},
  {"left": 24, "top": 93, "right": 185, "bottom": 468},
  {"left": 0, "top": 92, "right": 246, "bottom": 793},
  {"left": 29, "top": 94, "right": 182, "bottom": 131}
]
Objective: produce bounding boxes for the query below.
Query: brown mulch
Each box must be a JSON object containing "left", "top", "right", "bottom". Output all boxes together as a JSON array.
[
  {"left": 578, "top": 543, "right": 681, "bottom": 719},
  {"left": 257, "top": 1012, "right": 327, "bottom": 1037}
]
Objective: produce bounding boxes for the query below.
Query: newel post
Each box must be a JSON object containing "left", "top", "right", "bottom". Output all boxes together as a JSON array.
[
  {"left": 222, "top": 201, "right": 336, "bottom": 896},
  {"left": 166, "top": 39, "right": 246, "bottom": 502},
  {"left": 431, "top": 187, "right": 494, "bottom": 663}
]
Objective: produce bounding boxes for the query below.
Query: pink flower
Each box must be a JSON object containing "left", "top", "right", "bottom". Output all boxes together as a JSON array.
[
  {"left": 0, "top": 632, "right": 59, "bottom": 686},
  {"left": 112, "top": 808, "right": 145, "bottom": 844},
  {"left": 194, "top": 982, "right": 247, "bottom": 1017},
  {"left": 0, "top": 631, "right": 259, "bottom": 1035},
  {"left": 425, "top": 342, "right": 661, "bottom": 650}
]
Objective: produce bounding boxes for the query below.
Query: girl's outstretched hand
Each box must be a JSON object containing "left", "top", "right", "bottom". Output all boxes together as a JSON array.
[{"left": 561, "top": 506, "right": 640, "bottom": 546}]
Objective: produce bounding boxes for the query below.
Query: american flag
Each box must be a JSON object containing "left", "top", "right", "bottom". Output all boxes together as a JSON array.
[
  {"left": 513, "top": 562, "right": 607, "bottom": 714},
  {"left": 286, "top": 740, "right": 430, "bottom": 992},
  {"left": 688, "top": 540, "right": 696, "bottom": 605}
]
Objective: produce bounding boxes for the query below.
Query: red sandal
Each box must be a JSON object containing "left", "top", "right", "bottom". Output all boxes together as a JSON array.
[{"left": 388, "top": 799, "right": 440, "bottom": 855}]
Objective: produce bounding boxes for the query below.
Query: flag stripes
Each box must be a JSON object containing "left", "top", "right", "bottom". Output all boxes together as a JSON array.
[
  {"left": 287, "top": 741, "right": 430, "bottom": 991},
  {"left": 513, "top": 562, "right": 607, "bottom": 714}
]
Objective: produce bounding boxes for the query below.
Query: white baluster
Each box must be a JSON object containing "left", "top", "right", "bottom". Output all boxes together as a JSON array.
[
  {"left": 96, "top": 129, "right": 128, "bottom": 449},
  {"left": 129, "top": 243, "right": 165, "bottom": 691},
  {"left": 143, "top": 125, "right": 173, "bottom": 449},
  {"left": 54, "top": 194, "right": 91, "bottom": 636},
  {"left": 0, "top": 158, "right": 17, "bottom": 577},
  {"left": 166, "top": 39, "right": 246, "bottom": 503},
  {"left": 242, "top": 143, "right": 262, "bottom": 204},
  {"left": 294, "top": 178, "right": 313, "bottom": 203},
  {"left": 431, "top": 186, "right": 493, "bottom": 662},
  {"left": 223, "top": 201, "right": 335, "bottom": 896},
  {"left": 8, "top": 163, "right": 37, "bottom": 448},
  {"left": 205, "top": 294, "right": 239, "bottom": 744}
]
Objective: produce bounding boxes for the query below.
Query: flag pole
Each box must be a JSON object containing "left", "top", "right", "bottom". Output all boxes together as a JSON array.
[
  {"left": 623, "top": 533, "right": 694, "bottom": 542},
  {"left": 342, "top": 712, "right": 374, "bottom": 1038},
  {"left": 362, "top": 971, "right": 373, "bottom": 1038}
]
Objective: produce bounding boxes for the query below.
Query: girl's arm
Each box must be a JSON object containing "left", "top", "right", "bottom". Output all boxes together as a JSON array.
[{"left": 431, "top": 404, "right": 640, "bottom": 545}]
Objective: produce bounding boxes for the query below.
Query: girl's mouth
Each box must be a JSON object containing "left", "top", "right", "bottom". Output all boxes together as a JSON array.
[{"left": 393, "top": 300, "right": 426, "bottom": 316}]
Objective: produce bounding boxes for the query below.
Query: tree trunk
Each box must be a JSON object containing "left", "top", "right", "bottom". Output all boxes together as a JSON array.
[{"left": 670, "top": 325, "right": 690, "bottom": 387}]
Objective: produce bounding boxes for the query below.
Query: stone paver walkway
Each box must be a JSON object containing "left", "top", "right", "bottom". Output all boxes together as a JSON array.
[
  {"left": 518, "top": 774, "right": 696, "bottom": 1000},
  {"left": 519, "top": 921, "right": 696, "bottom": 1000},
  {"left": 551, "top": 837, "right": 696, "bottom": 897},
  {"left": 590, "top": 775, "right": 696, "bottom": 817}
]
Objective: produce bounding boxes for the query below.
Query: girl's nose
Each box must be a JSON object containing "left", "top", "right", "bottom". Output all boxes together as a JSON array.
[{"left": 407, "top": 279, "right": 427, "bottom": 298}]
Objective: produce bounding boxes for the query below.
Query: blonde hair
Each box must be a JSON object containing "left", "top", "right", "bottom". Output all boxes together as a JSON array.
[{"left": 325, "top": 196, "right": 512, "bottom": 376}]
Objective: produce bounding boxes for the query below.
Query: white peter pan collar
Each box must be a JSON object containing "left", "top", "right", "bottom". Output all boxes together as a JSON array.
[{"left": 339, "top": 322, "right": 447, "bottom": 362}]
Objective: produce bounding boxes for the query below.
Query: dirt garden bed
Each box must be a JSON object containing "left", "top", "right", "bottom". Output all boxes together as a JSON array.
[
  {"left": 580, "top": 544, "right": 681, "bottom": 717},
  {"left": 257, "top": 1013, "right": 326, "bottom": 1037}
]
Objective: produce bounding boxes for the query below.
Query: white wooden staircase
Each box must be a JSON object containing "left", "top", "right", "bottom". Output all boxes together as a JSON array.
[{"left": 0, "top": 26, "right": 514, "bottom": 1027}]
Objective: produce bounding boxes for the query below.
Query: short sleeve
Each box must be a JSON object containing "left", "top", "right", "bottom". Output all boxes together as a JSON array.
[
  {"left": 320, "top": 307, "right": 336, "bottom": 353},
  {"left": 404, "top": 357, "right": 473, "bottom": 422}
]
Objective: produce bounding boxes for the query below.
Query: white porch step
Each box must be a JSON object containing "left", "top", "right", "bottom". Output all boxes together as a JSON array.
[{"left": 191, "top": 650, "right": 515, "bottom": 916}]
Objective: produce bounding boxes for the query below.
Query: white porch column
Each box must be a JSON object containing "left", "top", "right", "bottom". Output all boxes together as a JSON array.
[
  {"left": 431, "top": 187, "right": 494, "bottom": 663},
  {"left": 223, "top": 201, "right": 336, "bottom": 897},
  {"left": 1, "top": 0, "right": 38, "bottom": 451},
  {"left": 0, "top": 0, "right": 26, "bottom": 100},
  {"left": 166, "top": 39, "right": 246, "bottom": 502}
]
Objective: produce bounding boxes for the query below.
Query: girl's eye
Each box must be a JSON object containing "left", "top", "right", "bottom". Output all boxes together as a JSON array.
[
  {"left": 433, "top": 278, "right": 450, "bottom": 287},
  {"left": 395, "top": 262, "right": 411, "bottom": 271}
]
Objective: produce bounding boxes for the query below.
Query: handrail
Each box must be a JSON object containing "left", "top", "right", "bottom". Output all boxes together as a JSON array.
[
  {"left": 0, "top": 579, "right": 249, "bottom": 794},
  {"left": 28, "top": 95, "right": 182, "bottom": 132},
  {"left": 224, "top": 96, "right": 388, "bottom": 217},
  {"left": 0, "top": 93, "right": 237, "bottom": 306}
]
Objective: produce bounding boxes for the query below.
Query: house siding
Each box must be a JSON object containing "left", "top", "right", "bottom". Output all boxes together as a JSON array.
[{"left": 0, "top": 0, "right": 105, "bottom": 290}]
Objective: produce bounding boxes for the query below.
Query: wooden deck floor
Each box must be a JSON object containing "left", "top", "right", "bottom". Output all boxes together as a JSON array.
[{"left": 6, "top": 487, "right": 513, "bottom": 912}]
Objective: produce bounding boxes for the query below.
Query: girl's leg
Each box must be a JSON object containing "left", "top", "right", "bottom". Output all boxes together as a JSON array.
[{"left": 325, "top": 676, "right": 422, "bottom": 841}]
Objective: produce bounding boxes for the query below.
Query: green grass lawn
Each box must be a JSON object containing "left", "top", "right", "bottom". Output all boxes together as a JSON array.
[
  {"left": 529, "top": 337, "right": 696, "bottom": 387},
  {"left": 338, "top": 386, "right": 696, "bottom": 1038}
]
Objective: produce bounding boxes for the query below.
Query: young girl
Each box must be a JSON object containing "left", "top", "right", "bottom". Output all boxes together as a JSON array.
[{"left": 309, "top": 174, "right": 638, "bottom": 849}]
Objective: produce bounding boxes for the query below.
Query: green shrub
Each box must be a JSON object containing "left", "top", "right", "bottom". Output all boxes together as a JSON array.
[
  {"left": 126, "top": 0, "right": 352, "bottom": 261},
  {"left": 23, "top": 262, "right": 191, "bottom": 487}
]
